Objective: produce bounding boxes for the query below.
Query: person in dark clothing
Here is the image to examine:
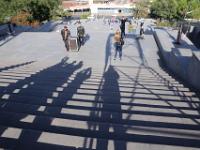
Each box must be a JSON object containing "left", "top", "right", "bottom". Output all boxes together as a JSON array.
[
  {"left": 61, "top": 26, "right": 71, "bottom": 51},
  {"left": 120, "top": 16, "right": 127, "bottom": 38},
  {"left": 77, "top": 21, "right": 85, "bottom": 50},
  {"left": 139, "top": 22, "right": 144, "bottom": 39},
  {"left": 7, "top": 21, "right": 14, "bottom": 35}
]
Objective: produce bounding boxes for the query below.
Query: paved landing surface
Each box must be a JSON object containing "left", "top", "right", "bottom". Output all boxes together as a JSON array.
[{"left": 0, "top": 19, "right": 200, "bottom": 150}]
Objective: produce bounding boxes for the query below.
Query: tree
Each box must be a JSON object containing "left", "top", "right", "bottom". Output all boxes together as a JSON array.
[
  {"left": 0, "top": 0, "right": 10, "bottom": 23},
  {"left": 27, "top": 1, "right": 51, "bottom": 22},
  {"left": 175, "top": 0, "right": 200, "bottom": 44},
  {"left": 9, "top": 0, "right": 29, "bottom": 14},
  {"left": 151, "top": 0, "right": 200, "bottom": 20},
  {"left": 186, "top": 0, "right": 200, "bottom": 19},
  {"left": 150, "top": 0, "right": 200, "bottom": 44},
  {"left": 0, "top": 0, "right": 61, "bottom": 24},
  {"left": 150, "top": 0, "right": 178, "bottom": 21},
  {"left": 176, "top": 0, "right": 200, "bottom": 19},
  {"left": 133, "top": 0, "right": 150, "bottom": 19},
  {"left": 55, "top": 5, "right": 72, "bottom": 18},
  {"left": 27, "top": 0, "right": 61, "bottom": 22}
]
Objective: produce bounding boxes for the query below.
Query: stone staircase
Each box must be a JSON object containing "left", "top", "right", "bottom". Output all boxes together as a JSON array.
[
  {"left": 0, "top": 19, "right": 200, "bottom": 150},
  {"left": 0, "top": 56, "right": 200, "bottom": 150}
]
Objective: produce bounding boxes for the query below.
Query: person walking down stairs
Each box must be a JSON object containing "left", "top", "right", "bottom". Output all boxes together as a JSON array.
[
  {"left": 139, "top": 22, "right": 145, "bottom": 39},
  {"left": 61, "top": 26, "right": 71, "bottom": 51},
  {"left": 113, "top": 29, "right": 124, "bottom": 60},
  {"left": 77, "top": 21, "right": 85, "bottom": 51}
]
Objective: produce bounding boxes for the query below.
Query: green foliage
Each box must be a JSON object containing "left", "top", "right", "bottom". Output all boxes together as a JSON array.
[
  {"left": 0, "top": 0, "right": 9, "bottom": 23},
  {"left": 151, "top": 0, "right": 178, "bottom": 20},
  {"left": 0, "top": 0, "right": 61, "bottom": 24},
  {"left": 54, "top": 6, "right": 72, "bottom": 18},
  {"left": 151, "top": 0, "right": 200, "bottom": 20},
  {"left": 27, "top": 1, "right": 51, "bottom": 22},
  {"left": 9, "top": 0, "right": 29, "bottom": 14},
  {"left": 133, "top": 0, "right": 150, "bottom": 19},
  {"left": 189, "top": 0, "right": 200, "bottom": 19},
  {"left": 156, "top": 20, "right": 177, "bottom": 27},
  {"left": 27, "top": 0, "right": 60, "bottom": 22},
  {"left": 80, "top": 12, "right": 91, "bottom": 19},
  {"left": 176, "top": 0, "right": 200, "bottom": 19},
  {"left": 64, "top": 11, "right": 73, "bottom": 17}
]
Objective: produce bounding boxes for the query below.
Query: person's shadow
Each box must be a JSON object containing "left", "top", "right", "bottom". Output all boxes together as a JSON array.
[{"left": 95, "top": 66, "right": 126, "bottom": 150}]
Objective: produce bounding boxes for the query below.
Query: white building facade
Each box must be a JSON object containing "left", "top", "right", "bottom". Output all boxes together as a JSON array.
[
  {"left": 90, "top": 4, "right": 133, "bottom": 16},
  {"left": 63, "top": 0, "right": 134, "bottom": 16}
]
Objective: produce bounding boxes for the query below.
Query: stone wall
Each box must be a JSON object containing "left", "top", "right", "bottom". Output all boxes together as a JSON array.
[
  {"left": 186, "top": 26, "right": 200, "bottom": 49},
  {"left": 153, "top": 27, "right": 200, "bottom": 91}
]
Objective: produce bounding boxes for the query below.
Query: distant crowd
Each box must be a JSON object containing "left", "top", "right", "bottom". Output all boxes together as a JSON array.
[{"left": 61, "top": 17, "right": 145, "bottom": 61}]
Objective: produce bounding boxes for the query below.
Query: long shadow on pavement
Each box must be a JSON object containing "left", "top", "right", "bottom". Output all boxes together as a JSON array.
[
  {"left": 0, "top": 61, "right": 35, "bottom": 73},
  {"left": 82, "top": 31, "right": 200, "bottom": 149},
  {"left": 95, "top": 66, "right": 126, "bottom": 150},
  {"left": 0, "top": 57, "right": 93, "bottom": 149}
]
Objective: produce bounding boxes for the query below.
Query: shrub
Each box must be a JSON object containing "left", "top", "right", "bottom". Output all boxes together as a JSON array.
[
  {"left": 80, "top": 12, "right": 91, "bottom": 19},
  {"left": 11, "top": 11, "right": 40, "bottom": 27},
  {"left": 156, "top": 20, "right": 177, "bottom": 27}
]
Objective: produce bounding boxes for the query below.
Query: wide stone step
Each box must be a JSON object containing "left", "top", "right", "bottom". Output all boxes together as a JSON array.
[
  {"left": 0, "top": 110, "right": 200, "bottom": 148},
  {"left": 0, "top": 63, "right": 174, "bottom": 76},
  {"left": 71, "top": 92, "right": 199, "bottom": 104},
  {"left": 0, "top": 78, "right": 192, "bottom": 96},
  {"left": 1, "top": 86, "right": 199, "bottom": 108},
  {"left": 1, "top": 98, "right": 200, "bottom": 125},
  {"left": 80, "top": 80, "right": 184, "bottom": 88},
  {"left": 0, "top": 69, "right": 176, "bottom": 83},
  {"left": 1, "top": 76, "right": 196, "bottom": 95},
  {"left": 0, "top": 75, "right": 27, "bottom": 80},
  {"left": 1, "top": 101, "right": 199, "bottom": 133},
  {"left": 0, "top": 69, "right": 181, "bottom": 89},
  {"left": 0, "top": 99, "right": 200, "bottom": 123},
  {"left": 0, "top": 61, "right": 35, "bottom": 71},
  {"left": 80, "top": 73, "right": 177, "bottom": 83},
  {"left": 1, "top": 90, "right": 199, "bottom": 110},
  {"left": 0, "top": 74, "right": 180, "bottom": 88},
  {"left": 1, "top": 83, "right": 195, "bottom": 99},
  {"left": 0, "top": 100, "right": 200, "bottom": 119},
  {"left": 1, "top": 124, "right": 200, "bottom": 150},
  {"left": 70, "top": 76, "right": 180, "bottom": 85},
  {"left": 0, "top": 72, "right": 32, "bottom": 78},
  {"left": 0, "top": 129, "right": 76, "bottom": 149},
  {"left": 1, "top": 78, "right": 184, "bottom": 92},
  {"left": 1, "top": 88, "right": 198, "bottom": 106},
  {"left": 0, "top": 125, "right": 82, "bottom": 150}
]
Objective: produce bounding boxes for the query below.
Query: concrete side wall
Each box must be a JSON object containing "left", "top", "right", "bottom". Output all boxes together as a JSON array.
[
  {"left": 187, "top": 54, "right": 200, "bottom": 90},
  {"left": 187, "top": 26, "right": 200, "bottom": 48},
  {"left": 153, "top": 28, "right": 200, "bottom": 91},
  {"left": 153, "top": 28, "right": 172, "bottom": 63},
  {"left": 0, "top": 24, "right": 13, "bottom": 36}
]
